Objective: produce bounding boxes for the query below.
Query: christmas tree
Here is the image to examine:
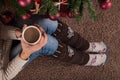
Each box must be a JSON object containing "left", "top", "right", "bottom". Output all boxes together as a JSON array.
[{"left": 0, "top": 0, "right": 112, "bottom": 21}]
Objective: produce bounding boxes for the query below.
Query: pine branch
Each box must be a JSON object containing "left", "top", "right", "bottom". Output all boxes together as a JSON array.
[
  {"left": 40, "top": 0, "right": 58, "bottom": 15},
  {"left": 85, "top": 0, "right": 97, "bottom": 21},
  {"left": 48, "top": 0, "right": 58, "bottom": 15},
  {"left": 39, "top": 5, "right": 48, "bottom": 15},
  {"left": 12, "top": 0, "right": 33, "bottom": 16},
  {"left": 76, "top": 1, "right": 84, "bottom": 21},
  {"left": 69, "top": 0, "right": 82, "bottom": 13}
]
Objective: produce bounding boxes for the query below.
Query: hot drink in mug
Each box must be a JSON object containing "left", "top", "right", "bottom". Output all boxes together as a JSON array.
[{"left": 22, "top": 25, "right": 42, "bottom": 45}]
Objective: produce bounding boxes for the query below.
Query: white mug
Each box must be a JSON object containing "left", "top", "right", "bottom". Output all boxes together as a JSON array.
[{"left": 21, "top": 25, "right": 42, "bottom": 45}]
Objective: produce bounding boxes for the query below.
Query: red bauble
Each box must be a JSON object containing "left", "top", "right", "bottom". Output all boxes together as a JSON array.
[
  {"left": 68, "top": 11, "right": 79, "bottom": 18},
  {"left": 22, "top": 14, "right": 31, "bottom": 20},
  {"left": 0, "top": 11, "right": 14, "bottom": 24},
  {"left": 100, "top": 1, "right": 112, "bottom": 9},
  {"left": 49, "top": 15, "right": 56, "bottom": 20},
  {"left": 34, "top": 0, "right": 41, "bottom": 4},
  {"left": 55, "top": 13, "right": 60, "bottom": 18},
  {"left": 1, "top": 17, "right": 12, "bottom": 24},
  {"left": 49, "top": 13, "right": 60, "bottom": 20},
  {"left": 18, "top": 0, "right": 31, "bottom": 7},
  {"left": 68, "top": 12, "right": 75, "bottom": 18}
]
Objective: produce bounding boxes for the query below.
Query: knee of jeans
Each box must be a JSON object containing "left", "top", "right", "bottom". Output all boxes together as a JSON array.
[
  {"left": 44, "top": 35, "right": 58, "bottom": 55},
  {"left": 37, "top": 18, "right": 58, "bottom": 34}
]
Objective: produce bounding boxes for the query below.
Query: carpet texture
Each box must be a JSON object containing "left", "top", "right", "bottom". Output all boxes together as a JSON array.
[{"left": 13, "top": 0, "right": 120, "bottom": 80}]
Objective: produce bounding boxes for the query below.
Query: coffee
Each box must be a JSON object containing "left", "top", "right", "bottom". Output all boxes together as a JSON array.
[{"left": 22, "top": 26, "right": 41, "bottom": 45}]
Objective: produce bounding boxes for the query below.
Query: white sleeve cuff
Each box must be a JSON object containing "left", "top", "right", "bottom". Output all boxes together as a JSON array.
[{"left": 11, "top": 54, "right": 29, "bottom": 68}]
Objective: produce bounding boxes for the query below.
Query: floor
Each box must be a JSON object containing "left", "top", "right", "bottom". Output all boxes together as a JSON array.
[{"left": 13, "top": 0, "right": 120, "bottom": 80}]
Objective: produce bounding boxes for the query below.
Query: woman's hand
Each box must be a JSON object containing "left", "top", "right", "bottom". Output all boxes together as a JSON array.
[{"left": 20, "top": 24, "right": 48, "bottom": 60}]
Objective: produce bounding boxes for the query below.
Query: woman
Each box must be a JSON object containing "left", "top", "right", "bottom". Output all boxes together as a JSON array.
[
  {"left": 11, "top": 16, "right": 108, "bottom": 66},
  {"left": 0, "top": 22, "right": 47, "bottom": 80}
]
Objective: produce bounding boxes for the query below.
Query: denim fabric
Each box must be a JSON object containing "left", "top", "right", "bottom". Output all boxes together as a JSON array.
[
  {"left": 36, "top": 18, "right": 58, "bottom": 34},
  {"left": 10, "top": 16, "right": 58, "bottom": 64},
  {"left": 28, "top": 35, "right": 58, "bottom": 63}
]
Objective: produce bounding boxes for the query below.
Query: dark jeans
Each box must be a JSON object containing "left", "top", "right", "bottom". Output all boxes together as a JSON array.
[{"left": 53, "top": 20, "right": 90, "bottom": 65}]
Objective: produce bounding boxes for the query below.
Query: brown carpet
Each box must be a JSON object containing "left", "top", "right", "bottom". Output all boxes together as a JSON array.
[{"left": 13, "top": 0, "right": 120, "bottom": 80}]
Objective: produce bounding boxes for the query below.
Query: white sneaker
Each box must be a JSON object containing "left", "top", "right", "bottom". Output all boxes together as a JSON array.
[
  {"left": 85, "top": 54, "right": 108, "bottom": 66},
  {"left": 86, "top": 42, "right": 108, "bottom": 53}
]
